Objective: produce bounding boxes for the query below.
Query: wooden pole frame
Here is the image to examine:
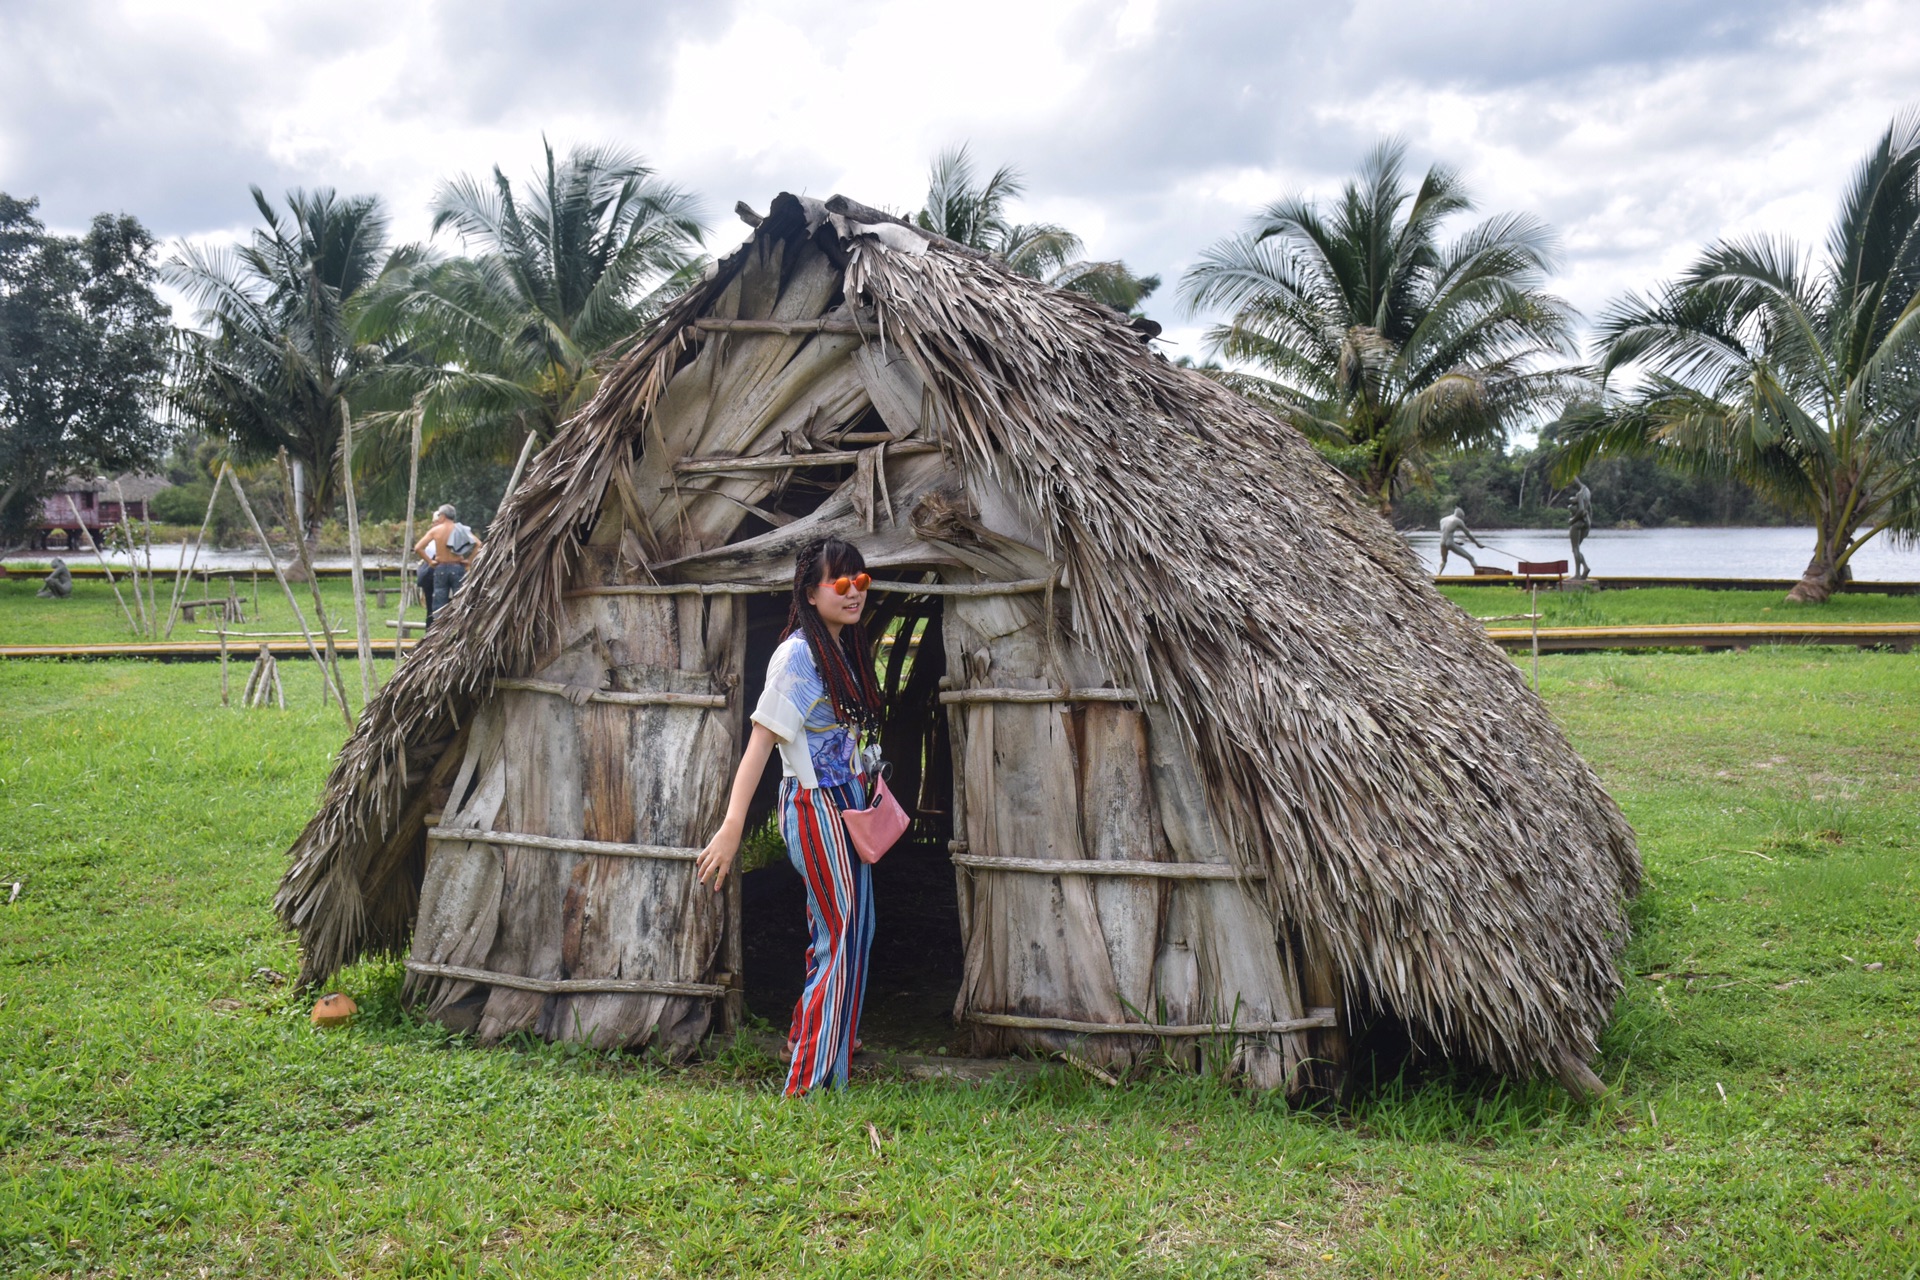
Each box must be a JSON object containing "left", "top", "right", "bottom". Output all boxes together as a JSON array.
[
  {"left": 221, "top": 464, "right": 346, "bottom": 723},
  {"left": 65, "top": 494, "right": 138, "bottom": 633},
  {"left": 168, "top": 462, "right": 227, "bottom": 639}
]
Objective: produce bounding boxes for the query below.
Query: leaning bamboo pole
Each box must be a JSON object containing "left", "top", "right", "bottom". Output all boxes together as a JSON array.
[
  {"left": 338, "top": 403, "right": 375, "bottom": 703},
  {"left": 65, "top": 495, "right": 138, "bottom": 633},
  {"left": 222, "top": 464, "right": 347, "bottom": 724},
  {"left": 141, "top": 496, "right": 160, "bottom": 629},
  {"left": 112, "top": 480, "right": 150, "bottom": 636},
  {"left": 393, "top": 402, "right": 423, "bottom": 666},
  {"left": 276, "top": 450, "right": 351, "bottom": 717},
  {"left": 166, "top": 461, "right": 228, "bottom": 640},
  {"left": 503, "top": 429, "right": 539, "bottom": 506},
  {"left": 276, "top": 449, "right": 353, "bottom": 719}
]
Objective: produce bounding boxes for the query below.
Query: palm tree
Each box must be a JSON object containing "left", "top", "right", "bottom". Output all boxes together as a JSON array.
[
  {"left": 915, "top": 146, "right": 1159, "bottom": 313},
  {"left": 1556, "top": 115, "right": 1920, "bottom": 603},
  {"left": 167, "top": 187, "right": 398, "bottom": 532},
  {"left": 1178, "top": 141, "right": 1580, "bottom": 513},
  {"left": 360, "top": 141, "right": 706, "bottom": 470}
]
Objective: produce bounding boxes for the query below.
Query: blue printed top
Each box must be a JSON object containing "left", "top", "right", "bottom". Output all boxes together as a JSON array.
[{"left": 750, "top": 633, "right": 860, "bottom": 789}]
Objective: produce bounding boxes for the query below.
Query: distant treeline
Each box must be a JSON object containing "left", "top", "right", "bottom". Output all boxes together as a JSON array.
[{"left": 1392, "top": 447, "right": 1791, "bottom": 532}]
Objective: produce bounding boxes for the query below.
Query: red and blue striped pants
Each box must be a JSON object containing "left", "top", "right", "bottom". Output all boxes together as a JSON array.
[{"left": 779, "top": 777, "right": 873, "bottom": 1096}]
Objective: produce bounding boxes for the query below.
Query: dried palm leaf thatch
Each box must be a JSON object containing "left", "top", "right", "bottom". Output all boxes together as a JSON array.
[
  {"left": 277, "top": 192, "right": 1638, "bottom": 1086},
  {"left": 841, "top": 223, "right": 1638, "bottom": 1084}
]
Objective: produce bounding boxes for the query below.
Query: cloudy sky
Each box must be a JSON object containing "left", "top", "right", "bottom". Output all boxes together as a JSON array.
[{"left": 3, "top": 0, "right": 1916, "bottom": 352}]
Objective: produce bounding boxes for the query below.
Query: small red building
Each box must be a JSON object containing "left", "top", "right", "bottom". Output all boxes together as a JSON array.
[{"left": 30, "top": 474, "right": 169, "bottom": 550}]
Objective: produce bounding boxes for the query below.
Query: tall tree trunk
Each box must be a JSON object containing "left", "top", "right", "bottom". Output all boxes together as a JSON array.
[
  {"left": 1786, "top": 516, "right": 1857, "bottom": 603},
  {"left": 1365, "top": 455, "right": 1396, "bottom": 517}
]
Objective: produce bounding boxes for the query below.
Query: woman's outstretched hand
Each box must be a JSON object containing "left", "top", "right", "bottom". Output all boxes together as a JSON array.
[
  {"left": 696, "top": 820, "right": 744, "bottom": 891},
  {"left": 698, "top": 725, "right": 776, "bottom": 892}
]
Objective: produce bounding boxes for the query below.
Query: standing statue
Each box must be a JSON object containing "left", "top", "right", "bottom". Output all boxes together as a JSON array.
[
  {"left": 37, "top": 558, "right": 72, "bottom": 599},
  {"left": 1437, "top": 507, "right": 1485, "bottom": 574},
  {"left": 1568, "top": 480, "right": 1593, "bottom": 579}
]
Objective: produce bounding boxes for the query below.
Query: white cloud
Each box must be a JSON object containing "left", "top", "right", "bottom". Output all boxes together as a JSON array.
[{"left": 2, "top": 0, "right": 1915, "bottom": 355}]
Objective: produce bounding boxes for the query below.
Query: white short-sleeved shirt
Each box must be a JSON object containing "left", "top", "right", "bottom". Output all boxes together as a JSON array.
[{"left": 751, "top": 633, "right": 861, "bottom": 790}]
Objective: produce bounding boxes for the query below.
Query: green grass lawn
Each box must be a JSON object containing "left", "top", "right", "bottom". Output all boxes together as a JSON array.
[
  {"left": 0, "top": 573, "right": 422, "bottom": 647},
  {"left": 2, "top": 653, "right": 1917, "bottom": 1277},
  {"left": 9, "top": 572, "right": 1920, "bottom": 649},
  {"left": 1438, "top": 583, "right": 1920, "bottom": 627}
]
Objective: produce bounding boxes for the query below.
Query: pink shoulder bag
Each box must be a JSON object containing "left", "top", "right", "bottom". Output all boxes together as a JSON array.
[{"left": 840, "top": 771, "right": 909, "bottom": 864}]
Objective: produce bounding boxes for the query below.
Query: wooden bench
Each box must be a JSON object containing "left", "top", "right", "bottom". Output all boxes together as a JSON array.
[
  {"left": 178, "top": 598, "right": 243, "bottom": 623},
  {"left": 1516, "top": 559, "right": 1568, "bottom": 584}
]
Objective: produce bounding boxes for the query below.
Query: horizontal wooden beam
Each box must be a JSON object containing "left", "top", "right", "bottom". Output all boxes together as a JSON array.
[
  {"left": 564, "top": 582, "right": 772, "bottom": 598},
  {"left": 405, "top": 959, "right": 725, "bottom": 1000},
  {"left": 196, "top": 629, "right": 346, "bottom": 638},
  {"left": 691, "top": 316, "right": 868, "bottom": 336},
  {"left": 950, "top": 853, "right": 1265, "bottom": 881},
  {"left": 967, "top": 1009, "right": 1338, "bottom": 1037},
  {"left": 672, "top": 441, "right": 939, "bottom": 475},
  {"left": 493, "top": 677, "right": 727, "bottom": 708},
  {"left": 940, "top": 687, "right": 1140, "bottom": 705},
  {"left": 563, "top": 577, "right": 1055, "bottom": 600},
  {"left": 867, "top": 577, "right": 1055, "bottom": 596},
  {"left": 427, "top": 826, "right": 701, "bottom": 861}
]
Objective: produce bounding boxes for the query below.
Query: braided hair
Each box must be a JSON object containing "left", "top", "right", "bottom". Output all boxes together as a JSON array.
[{"left": 784, "top": 536, "right": 883, "bottom": 731}]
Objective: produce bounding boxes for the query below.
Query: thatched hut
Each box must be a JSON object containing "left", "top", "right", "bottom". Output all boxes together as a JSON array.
[{"left": 276, "top": 194, "right": 1639, "bottom": 1096}]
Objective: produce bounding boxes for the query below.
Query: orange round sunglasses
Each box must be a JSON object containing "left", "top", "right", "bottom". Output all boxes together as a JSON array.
[{"left": 829, "top": 572, "right": 871, "bottom": 595}]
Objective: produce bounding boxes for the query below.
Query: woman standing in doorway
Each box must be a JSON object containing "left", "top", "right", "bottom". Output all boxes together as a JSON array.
[{"left": 696, "top": 537, "right": 883, "bottom": 1095}]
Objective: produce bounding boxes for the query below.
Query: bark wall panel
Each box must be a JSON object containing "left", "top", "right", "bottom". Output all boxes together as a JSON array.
[
  {"left": 1143, "top": 702, "right": 1311, "bottom": 1086},
  {"left": 948, "top": 597, "right": 1131, "bottom": 1065},
  {"left": 946, "top": 590, "right": 1313, "bottom": 1087},
  {"left": 475, "top": 686, "right": 585, "bottom": 1041},
  {"left": 1076, "top": 705, "right": 1167, "bottom": 1021},
  {"left": 404, "top": 582, "right": 741, "bottom": 1055}
]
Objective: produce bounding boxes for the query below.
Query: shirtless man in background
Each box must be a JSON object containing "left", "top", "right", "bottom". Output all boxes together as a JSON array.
[{"left": 413, "top": 504, "right": 482, "bottom": 625}]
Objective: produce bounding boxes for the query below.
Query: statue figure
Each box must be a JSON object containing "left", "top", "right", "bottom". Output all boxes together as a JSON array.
[
  {"left": 36, "top": 558, "right": 72, "bottom": 599},
  {"left": 1568, "top": 480, "right": 1593, "bottom": 579},
  {"left": 1436, "top": 507, "right": 1484, "bottom": 574}
]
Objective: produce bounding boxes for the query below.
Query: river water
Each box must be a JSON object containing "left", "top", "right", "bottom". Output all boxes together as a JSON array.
[
  {"left": 11, "top": 526, "right": 1920, "bottom": 582},
  {"left": 1402, "top": 526, "right": 1920, "bottom": 580}
]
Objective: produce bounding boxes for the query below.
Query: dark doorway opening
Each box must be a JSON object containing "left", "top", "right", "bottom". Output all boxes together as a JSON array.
[{"left": 737, "top": 582, "right": 964, "bottom": 1051}]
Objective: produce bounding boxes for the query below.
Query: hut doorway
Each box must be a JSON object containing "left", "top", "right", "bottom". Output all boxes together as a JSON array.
[{"left": 737, "top": 584, "right": 964, "bottom": 1051}]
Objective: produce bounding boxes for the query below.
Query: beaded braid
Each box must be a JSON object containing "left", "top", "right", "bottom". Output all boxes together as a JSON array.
[{"left": 784, "top": 537, "right": 883, "bottom": 731}]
